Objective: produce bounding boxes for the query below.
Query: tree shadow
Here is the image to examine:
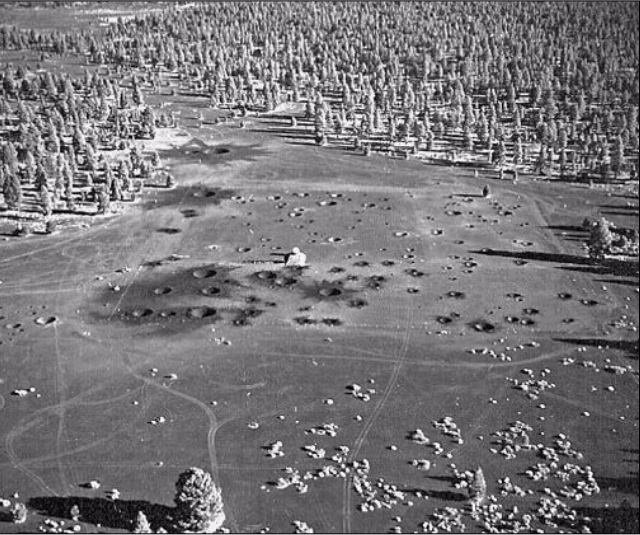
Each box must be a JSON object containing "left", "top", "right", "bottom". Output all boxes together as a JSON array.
[
  {"left": 425, "top": 475, "right": 458, "bottom": 484},
  {"left": 595, "top": 278, "right": 640, "bottom": 287},
  {"left": 452, "top": 193, "right": 483, "bottom": 198},
  {"left": 597, "top": 474, "right": 639, "bottom": 496},
  {"left": 473, "top": 248, "right": 638, "bottom": 277},
  {"left": 424, "top": 489, "right": 468, "bottom": 502},
  {"left": 398, "top": 484, "right": 467, "bottom": 502},
  {"left": 554, "top": 337, "right": 638, "bottom": 359},
  {"left": 546, "top": 224, "right": 587, "bottom": 233},
  {"left": 599, "top": 204, "right": 639, "bottom": 212},
  {"left": 28, "top": 496, "right": 174, "bottom": 532},
  {"left": 602, "top": 210, "right": 640, "bottom": 218},
  {"left": 472, "top": 248, "right": 593, "bottom": 265},
  {"left": 575, "top": 501, "right": 639, "bottom": 533}
]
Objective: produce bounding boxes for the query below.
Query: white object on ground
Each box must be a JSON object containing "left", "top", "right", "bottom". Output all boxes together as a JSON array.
[{"left": 285, "top": 247, "right": 307, "bottom": 267}]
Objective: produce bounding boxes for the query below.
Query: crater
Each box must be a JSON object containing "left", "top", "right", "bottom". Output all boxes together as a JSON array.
[
  {"left": 348, "top": 298, "right": 368, "bottom": 308},
  {"left": 558, "top": 292, "right": 572, "bottom": 300},
  {"left": 469, "top": 319, "right": 496, "bottom": 333},
  {"left": 256, "top": 270, "right": 278, "bottom": 280},
  {"left": 187, "top": 306, "right": 217, "bottom": 319},
  {"left": 365, "top": 275, "right": 386, "bottom": 290},
  {"left": 157, "top": 228, "right": 182, "bottom": 234},
  {"left": 405, "top": 269, "right": 424, "bottom": 278},
  {"left": 153, "top": 287, "right": 173, "bottom": 295},
  {"left": 193, "top": 268, "right": 217, "bottom": 279},
  {"left": 131, "top": 308, "right": 154, "bottom": 318},
  {"left": 201, "top": 286, "right": 221, "bottom": 296},
  {"left": 35, "top": 316, "right": 58, "bottom": 326},
  {"left": 319, "top": 287, "right": 342, "bottom": 297},
  {"left": 294, "top": 316, "right": 316, "bottom": 326},
  {"left": 446, "top": 291, "right": 465, "bottom": 299}
]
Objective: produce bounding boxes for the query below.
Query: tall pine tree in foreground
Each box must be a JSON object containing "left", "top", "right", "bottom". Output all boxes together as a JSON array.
[{"left": 174, "top": 467, "right": 225, "bottom": 533}]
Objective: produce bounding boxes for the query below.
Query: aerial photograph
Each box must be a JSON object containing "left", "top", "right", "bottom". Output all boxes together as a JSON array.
[{"left": 0, "top": 1, "right": 638, "bottom": 533}]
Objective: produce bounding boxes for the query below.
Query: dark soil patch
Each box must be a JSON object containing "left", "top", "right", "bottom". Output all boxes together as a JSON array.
[
  {"left": 158, "top": 138, "right": 266, "bottom": 168},
  {"left": 143, "top": 185, "right": 237, "bottom": 210}
]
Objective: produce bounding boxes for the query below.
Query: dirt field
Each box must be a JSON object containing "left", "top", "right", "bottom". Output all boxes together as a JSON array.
[{"left": 0, "top": 114, "right": 638, "bottom": 532}]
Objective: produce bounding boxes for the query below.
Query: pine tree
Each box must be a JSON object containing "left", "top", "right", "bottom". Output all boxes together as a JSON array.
[
  {"left": 588, "top": 217, "right": 613, "bottom": 261},
  {"left": 97, "top": 186, "right": 110, "bottom": 214},
  {"left": 41, "top": 186, "right": 53, "bottom": 217},
  {"left": 174, "top": 467, "right": 225, "bottom": 533},
  {"left": 4, "top": 170, "right": 22, "bottom": 211},
  {"left": 611, "top": 135, "right": 625, "bottom": 179},
  {"left": 468, "top": 466, "right": 487, "bottom": 508},
  {"left": 133, "top": 511, "right": 152, "bottom": 534},
  {"left": 11, "top": 502, "right": 27, "bottom": 524}
]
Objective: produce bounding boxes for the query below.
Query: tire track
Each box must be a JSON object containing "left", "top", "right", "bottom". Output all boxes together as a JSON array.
[{"left": 341, "top": 306, "right": 413, "bottom": 533}]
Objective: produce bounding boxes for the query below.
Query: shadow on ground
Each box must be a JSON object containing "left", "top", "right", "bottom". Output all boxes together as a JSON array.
[
  {"left": 473, "top": 249, "right": 639, "bottom": 277},
  {"left": 28, "top": 496, "right": 173, "bottom": 531},
  {"left": 554, "top": 337, "right": 639, "bottom": 359},
  {"left": 575, "top": 500, "right": 639, "bottom": 533}
]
